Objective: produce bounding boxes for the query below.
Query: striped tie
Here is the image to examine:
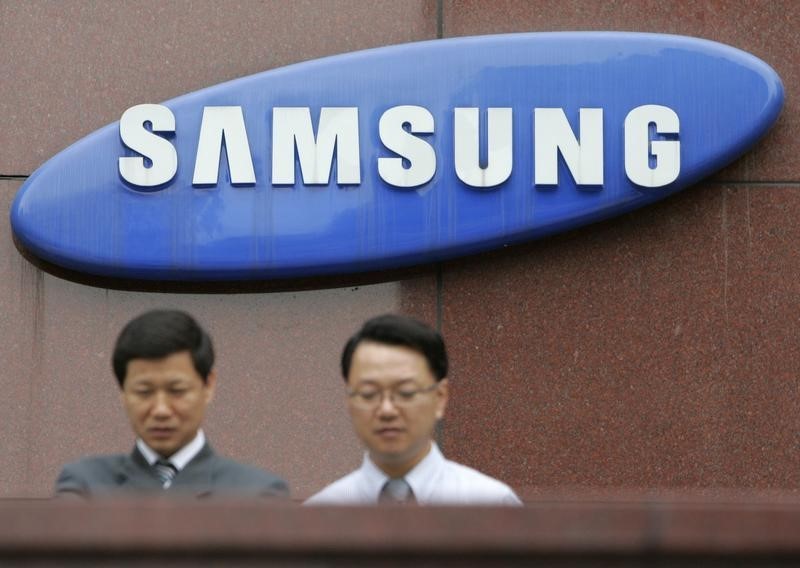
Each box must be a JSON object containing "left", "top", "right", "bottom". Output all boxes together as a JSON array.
[
  {"left": 153, "top": 460, "right": 178, "bottom": 489},
  {"left": 379, "top": 478, "right": 416, "bottom": 505}
]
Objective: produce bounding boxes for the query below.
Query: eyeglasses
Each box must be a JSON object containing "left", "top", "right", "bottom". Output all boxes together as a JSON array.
[{"left": 347, "top": 383, "right": 439, "bottom": 410}]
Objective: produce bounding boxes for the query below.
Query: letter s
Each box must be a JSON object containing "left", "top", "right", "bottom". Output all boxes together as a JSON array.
[{"left": 118, "top": 104, "right": 177, "bottom": 188}]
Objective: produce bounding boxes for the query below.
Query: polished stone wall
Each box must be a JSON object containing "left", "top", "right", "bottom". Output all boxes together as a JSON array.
[{"left": 0, "top": 1, "right": 796, "bottom": 499}]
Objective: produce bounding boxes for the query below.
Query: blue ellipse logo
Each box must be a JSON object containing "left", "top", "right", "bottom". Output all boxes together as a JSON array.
[{"left": 10, "top": 32, "right": 784, "bottom": 280}]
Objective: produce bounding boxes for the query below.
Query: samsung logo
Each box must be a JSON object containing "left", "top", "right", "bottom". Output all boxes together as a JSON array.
[
  {"left": 11, "top": 32, "right": 783, "bottom": 281},
  {"left": 120, "top": 103, "right": 678, "bottom": 190}
]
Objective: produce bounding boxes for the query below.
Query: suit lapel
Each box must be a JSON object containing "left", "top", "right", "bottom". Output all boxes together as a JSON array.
[
  {"left": 170, "top": 442, "right": 215, "bottom": 497},
  {"left": 118, "top": 446, "right": 163, "bottom": 490}
]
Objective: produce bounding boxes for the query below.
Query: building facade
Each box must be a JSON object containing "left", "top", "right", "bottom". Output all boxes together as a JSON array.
[{"left": 1, "top": 0, "right": 797, "bottom": 499}]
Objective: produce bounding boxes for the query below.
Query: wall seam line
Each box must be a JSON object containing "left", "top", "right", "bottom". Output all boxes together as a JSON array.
[{"left": 437, "top": 0, "right": 443, "bottom": 39}]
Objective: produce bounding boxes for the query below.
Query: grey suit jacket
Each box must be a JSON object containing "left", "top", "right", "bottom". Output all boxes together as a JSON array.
[{"left": 55, "top": 442, "right": 289, "bottom": 499}]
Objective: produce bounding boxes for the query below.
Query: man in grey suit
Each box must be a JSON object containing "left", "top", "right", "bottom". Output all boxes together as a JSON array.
[{"left": 55, "top": 309, "right": 288, "bottom": 499}]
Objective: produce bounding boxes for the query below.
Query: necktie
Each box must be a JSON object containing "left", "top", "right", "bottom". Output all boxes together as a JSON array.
[
  {"left": 153, "top": 460, "right": 178, "bottom": 489},
  {"left": 379, "top": 478, "right": 416, "bottom": 504}
]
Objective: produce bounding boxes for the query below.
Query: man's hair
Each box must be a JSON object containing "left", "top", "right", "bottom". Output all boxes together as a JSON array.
[
  {"left": 341, "top": 314, "right": 448, "bottom": 381},
  {"left": 112, "top": 309, "right": 214, "bottom": 387}
]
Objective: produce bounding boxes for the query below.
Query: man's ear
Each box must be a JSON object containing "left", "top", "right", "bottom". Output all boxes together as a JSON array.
[
  {"left": 204, "top": 369, "right": 217, "bottom": 403},
  {"left": 435, "top": 378, "right": 449, "bottom": 420}
]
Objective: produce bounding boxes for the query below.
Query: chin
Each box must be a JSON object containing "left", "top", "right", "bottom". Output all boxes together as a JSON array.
[
  {"left": 149, "top": 441, "right": 177, "bottom": 455},
  {"left": 370, "top": 440, "right": 406, "bottom": 454},
  {"left": 372, "top": 447, "right": 409, "bottom": 463}
]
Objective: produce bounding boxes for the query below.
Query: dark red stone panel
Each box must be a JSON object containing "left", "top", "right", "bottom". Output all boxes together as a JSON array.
[
  {"left": 0, "top": 185, "right": 42, "bottom": 497},
  {"left": 0, "top": 180, "right": 437, "bottom": 498},
  {"left": 442, "top": 0, "right": 798, "bottom": 182},
  {"left": 0, "top": 0, "right": 437, "bottom": 175},
  {"left": 440, "top": 183, "right": 800, "bottom": 493}
]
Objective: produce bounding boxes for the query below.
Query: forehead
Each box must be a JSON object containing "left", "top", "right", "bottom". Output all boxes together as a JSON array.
[
  {"left": 348, "top": 341, "right": 433, "bottom": 384},
  {"left": 124, "top": 351, "right": 201, "bottom": 385}
]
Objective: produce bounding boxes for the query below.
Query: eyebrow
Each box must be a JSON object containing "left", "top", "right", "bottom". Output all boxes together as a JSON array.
[
  {"left": 353, "top": 378, "right": 418, "bottom": 387},
  {"left": 128, "top": 376, "right": 192, "bottom": 387}
]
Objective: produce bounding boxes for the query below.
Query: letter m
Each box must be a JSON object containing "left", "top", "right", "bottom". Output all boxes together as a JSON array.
[{"left": 272, "top": 107, "right": 361, "bottom": 185}]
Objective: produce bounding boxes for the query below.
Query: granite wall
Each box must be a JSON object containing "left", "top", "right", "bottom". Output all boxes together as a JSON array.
[{"left": 0, "top": 0, "right": 796, "bottom": 499}]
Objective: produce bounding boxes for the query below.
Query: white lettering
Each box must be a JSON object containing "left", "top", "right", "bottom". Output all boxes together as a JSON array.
[
  {"left": 454, "top": 108, "right": 512, "bottom": 188},
  {"left": 117, "top": 103, "right": 681, "bottom": 193},
  {"left": 192, "top": 106, "right": 256, "bottom": 185},
  {"left": 534, "top": 108, "right": 603, "bottom": 186},
  {"left": 378, "top": 105, "right": 436, "bottom": 188},
  {"left": 118, "top": 104, "right": 177, "bottom": 187},
  {"left": 624, "top": 105, "right": 680, "bottom": 187},
  {"left": 272, "top": 107, "right": 360, "bottom": 185}
]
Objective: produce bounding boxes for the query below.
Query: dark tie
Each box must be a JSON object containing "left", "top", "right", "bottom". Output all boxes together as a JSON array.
[
  {"left": 379, "top": 478, "right": 416, "bottom": 505},
  {"left": 153, "top": 460, "right": 178, "bottom": 488}
]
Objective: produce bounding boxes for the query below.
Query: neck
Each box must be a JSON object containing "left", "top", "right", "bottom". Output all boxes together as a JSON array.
[{"left": 372, "top": 440, "right": 432, "bottom": 478}]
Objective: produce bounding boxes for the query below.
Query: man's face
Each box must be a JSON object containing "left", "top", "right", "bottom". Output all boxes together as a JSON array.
[
  {"left": 120, "top": 350, "right": 216, "bottom": 458},
  {"left": 346, "top": 341, "right": 448, "bottom": 477}
]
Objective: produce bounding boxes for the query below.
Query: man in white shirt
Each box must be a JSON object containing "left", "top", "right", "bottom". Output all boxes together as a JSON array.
[
  {"left": 55, "top": 309, "right": 288, "bottom": 499},
  {"left": 306, "top": 314, "right": 521, "bottom": 506}
]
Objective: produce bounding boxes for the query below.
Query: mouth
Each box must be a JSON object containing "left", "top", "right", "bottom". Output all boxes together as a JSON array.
[
  {"left": 147, "top": 427, "right": 176, "bottom": 439},
  {"left": 374, "top": 427, "right": 404, "bottom": 439}
]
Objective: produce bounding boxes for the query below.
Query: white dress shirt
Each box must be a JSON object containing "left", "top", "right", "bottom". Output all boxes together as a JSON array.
[
  {"left": 305, "top": 442, "right": 522, "bottom": 505},
  {"left": 136, "top": 429, "right": 206, "bottom": 472}
]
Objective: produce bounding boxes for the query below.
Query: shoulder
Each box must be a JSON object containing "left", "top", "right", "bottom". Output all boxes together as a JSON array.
[
  {"left": 59, "top": 454, "right": 130, "bottom": 477},
  {"left": 205, "top": 454, "right": 289, "bottom": 497},
  {"left": 55, "top": 454, "right": 131, "bottom": 497},
  {"left": 304, "top": 469, "right": 368, "bottom": 505},
  {"left": 436, "top": 459, "right": 522, "bottom": 505}
]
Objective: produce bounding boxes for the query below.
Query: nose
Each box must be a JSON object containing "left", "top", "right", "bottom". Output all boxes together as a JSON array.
[
  {"left": 151, "top": 392, "right": 172, "bottom": 418},
  {"left": 376, "top": 391, "right": 399, "bottom": 417}
]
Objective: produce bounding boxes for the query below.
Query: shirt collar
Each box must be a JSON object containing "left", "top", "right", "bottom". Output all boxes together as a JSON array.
[
  {"left": 404, "top": 442, "right": 445, "bottom": 501},
  {"left": 362, "top": 441, "right": 445, "bottom": 502},
  {"left": 136, "top": 429, "right": 205, "bottom": 471}
]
